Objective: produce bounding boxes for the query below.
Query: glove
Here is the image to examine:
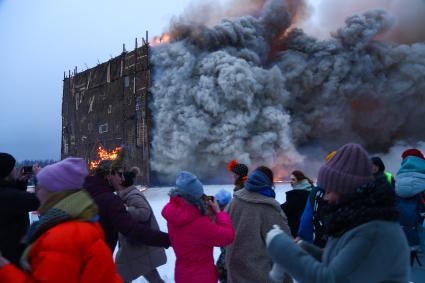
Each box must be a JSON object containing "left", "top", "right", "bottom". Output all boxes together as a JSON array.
[
  {"left": 266, "top": 224, "right": 284, "bottom": 246},
  {"left": 269, "top": 262, "right": 286, "bottom": 282}
]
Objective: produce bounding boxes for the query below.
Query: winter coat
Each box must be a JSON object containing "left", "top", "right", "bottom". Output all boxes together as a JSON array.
[
  {"left": 0, "top": 190, "right": 122, "bottom": 283},
  {"left": 395, "top": 156, "right": 425, "bottom": 246},
  {"left": 297, "top": 198, "right": 313, "bottom": 242},
  {"left": 281, "top": 180, "right": 312, "bottom": 237},
  {"left": 267, "top": 181, "right": 410, "bottom": 283},
  {"left": 225, "top": 188, "right": 293, "bottom": 283},
  {"left": 297, "top": 186, "right": 327, "bottom": 247},
  {"left": 84, "top": 176, "right": 170, "bottom": 251},
  {"left": 115, "top": 186, "right": 166, "bottom": 281},
  {"left": 162, "top": 196, "right": 234, "bottom": 283},
  {"left": 0, "top": 222, "right": 122, "bottom": 283},
  {"left": 395, "top": 156, "right": 425, "bottom": 198},
  {"left": 0, "top": 180, "right": 39, "bottom": 266}
]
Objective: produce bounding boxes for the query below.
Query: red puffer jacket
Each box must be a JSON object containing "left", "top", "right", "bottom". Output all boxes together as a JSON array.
[
  {"left": 0, "top": 221, "right": 122, "bottom": 283},
  {"left": 162, "top": 196, "right": 234, "bottom": 283}
]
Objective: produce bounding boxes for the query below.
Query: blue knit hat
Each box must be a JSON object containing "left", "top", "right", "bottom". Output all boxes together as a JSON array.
[
  {"left": 215, "top": 189, "right": 232, "bottom": 206},
  {"left": 175, "top": 171, "right": 204, "bottom": 199}
]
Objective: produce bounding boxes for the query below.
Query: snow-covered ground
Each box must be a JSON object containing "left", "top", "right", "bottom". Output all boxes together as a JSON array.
[
  {"left": 132, "top": 184, "right": 291, "bottom": 283},
  {"left": 29, "top": 183, "right": 423, "bottom": 282},
  {"left": 132, "top": 184, "right": 425, "bottom": 283}
]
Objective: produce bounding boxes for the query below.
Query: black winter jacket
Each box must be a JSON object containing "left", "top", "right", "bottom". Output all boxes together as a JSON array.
[
  {"left": 0, "top": 180, "right": 39, "bottom": 266},
  {"left": 84, "top": 176, "right": 170, "bottom": 251},
  {"left": 281, "top": 189, "right": 310, "bottom": 237}
]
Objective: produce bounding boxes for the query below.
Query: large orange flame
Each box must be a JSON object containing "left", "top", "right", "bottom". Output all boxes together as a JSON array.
[
  {"left": 89, "top": 146, "right": 122, "bottom": 170},
  {"left": 150, "top": 32, "right": 171, "bottom": 46}
]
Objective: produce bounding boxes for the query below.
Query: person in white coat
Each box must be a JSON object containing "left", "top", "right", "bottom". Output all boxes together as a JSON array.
[{"left": 115, "top": 167, "right": 166, "bottom": 283}]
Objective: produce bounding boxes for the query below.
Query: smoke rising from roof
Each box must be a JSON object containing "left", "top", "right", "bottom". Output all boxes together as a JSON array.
[
  {"left": 149, "top": 0, "right": 425, "bottom": 181},
  {"left": 300, "top": 0, "right": 425, "bottom": 44}
]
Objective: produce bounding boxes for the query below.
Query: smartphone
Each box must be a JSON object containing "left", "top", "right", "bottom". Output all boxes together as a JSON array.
[
  {"left": 23, "top": 166, "right": 33, "bottom": 174},
  {"left": 203, "top": 195, "right": 215, "bottom": 202}
]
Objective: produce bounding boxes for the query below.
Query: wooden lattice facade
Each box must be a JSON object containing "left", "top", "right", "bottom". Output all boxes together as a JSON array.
[{"left": 61, "top": 42, "right": 152, "bottom": 185}]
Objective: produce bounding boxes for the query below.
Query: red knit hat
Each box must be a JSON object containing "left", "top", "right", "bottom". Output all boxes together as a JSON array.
[
  {"left": 318, "top": 143, "right": 374, "bottom": 195},
  {"left": 401, "top": 148, "right": 424, "bottom": 160}
]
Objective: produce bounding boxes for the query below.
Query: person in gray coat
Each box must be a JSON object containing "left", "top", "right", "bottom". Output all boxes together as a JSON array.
[
  {"left": 115, "top": 167, "right": 167, "bottom": 283},
  {"left": 225, "top": 166, "right": 293, "bottom": 283},
  {"left": 266, "top": 143, "right": 410, "bottom": 283}
]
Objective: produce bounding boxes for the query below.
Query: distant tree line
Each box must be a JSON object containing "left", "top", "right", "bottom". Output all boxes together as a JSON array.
[{"left": 16, "top": 159, "right": 57, "bottom": 170}]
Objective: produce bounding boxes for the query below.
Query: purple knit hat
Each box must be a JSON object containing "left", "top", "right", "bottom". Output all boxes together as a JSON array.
[
  {"left": 37, "top": 157, "right": 88, "bottom": 192},
  {"left": 318, "top": 143, "right": 374, "bottom": 195}
]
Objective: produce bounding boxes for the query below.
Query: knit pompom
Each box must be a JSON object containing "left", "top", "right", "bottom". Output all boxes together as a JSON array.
[
  {"left": 227, "top": 160, "right": 238, "bottom": 172},
  {"left": 129, "top": 166, "right": 140, "bottom": 176}
]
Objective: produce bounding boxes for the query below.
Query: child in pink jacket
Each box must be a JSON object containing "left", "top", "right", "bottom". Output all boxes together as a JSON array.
[{"left": 162, "top": 171, "right": 234, "bottom": 283}]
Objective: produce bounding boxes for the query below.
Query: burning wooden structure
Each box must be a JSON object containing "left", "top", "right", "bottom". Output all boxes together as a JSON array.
[{"left": 62, "top": 36, "right": 152, "bottom": 185}]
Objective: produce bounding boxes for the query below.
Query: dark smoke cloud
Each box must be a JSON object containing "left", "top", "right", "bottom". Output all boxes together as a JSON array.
[{"left": 150, "top": 0, "right": 425, "bottom": 181}]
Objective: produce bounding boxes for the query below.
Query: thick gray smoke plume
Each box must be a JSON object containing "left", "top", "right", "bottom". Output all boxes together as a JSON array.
[
  {"left": 150, "top": 0, "right": 425, "bottom": 181},
  {"left": 300, "top": 0, "right": 425, "bottom": 44}
]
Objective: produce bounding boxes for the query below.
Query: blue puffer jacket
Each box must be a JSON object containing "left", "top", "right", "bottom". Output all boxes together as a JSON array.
[
  {"left": 395, "top": 156, "right": 425, "bottom": 246},
  {"left": 395, "top": 156, "right": 425, "bottom": 198}
]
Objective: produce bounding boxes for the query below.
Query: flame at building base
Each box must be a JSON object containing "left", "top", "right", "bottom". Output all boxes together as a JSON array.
[{"left": 89, "top": 146, "right": 122, "bottom": 170}]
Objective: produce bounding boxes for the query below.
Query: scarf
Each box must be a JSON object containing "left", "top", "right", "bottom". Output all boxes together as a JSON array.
[
  {"left": 169, "top": 188, "right": 208, "bottom": 215},
  {"left": 244, "top": 170, "right": 276, "bottom": 198},
  {"left": 21, "top": 190, "right": 98, "bottom": 271},
  {"left": 324, "top": 181, "right": 399, "bottom": 237},
  {"left": 292, "top": 179, "right": 313, "bottom": 191}
]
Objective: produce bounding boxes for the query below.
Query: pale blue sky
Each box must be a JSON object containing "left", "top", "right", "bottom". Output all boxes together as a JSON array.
[{"left": 0, "top": 0, "right": 197, "bottom": 161}]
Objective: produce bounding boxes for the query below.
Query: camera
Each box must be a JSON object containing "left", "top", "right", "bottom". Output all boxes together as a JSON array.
[
  {"left": 202, "top": 195, "right": 216, "bottom": 216},
  {"left": 23, "top": 166, "right": 33, "bottom": 175},
  {"left": 203, "top": 195, "right": 215, "bottom": 202}
]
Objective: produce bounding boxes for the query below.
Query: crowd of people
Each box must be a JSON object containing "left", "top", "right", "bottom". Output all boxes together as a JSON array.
[{"left": 0, "top": 143, "right": 424, "bottom": 282}]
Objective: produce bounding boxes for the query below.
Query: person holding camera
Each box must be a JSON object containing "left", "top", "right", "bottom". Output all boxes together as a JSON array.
[
  {"left": 0, "top": 153, "right": 40, "bottom": 267},
  {"left": 162, "top": 171, "right": 234, "bottom": 283}
]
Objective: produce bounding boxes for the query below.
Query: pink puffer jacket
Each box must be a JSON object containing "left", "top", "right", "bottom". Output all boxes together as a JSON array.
[{"left": 162, "top": 196, "right": 234, "bottom": 283}]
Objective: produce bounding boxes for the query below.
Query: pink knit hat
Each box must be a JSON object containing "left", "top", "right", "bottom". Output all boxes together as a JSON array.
[
  {"left": 37, "top": 157, "right": 88, "bottom": 192},
  {"left": 318, "top": 143, "right": 374, "bottom": 195}
]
